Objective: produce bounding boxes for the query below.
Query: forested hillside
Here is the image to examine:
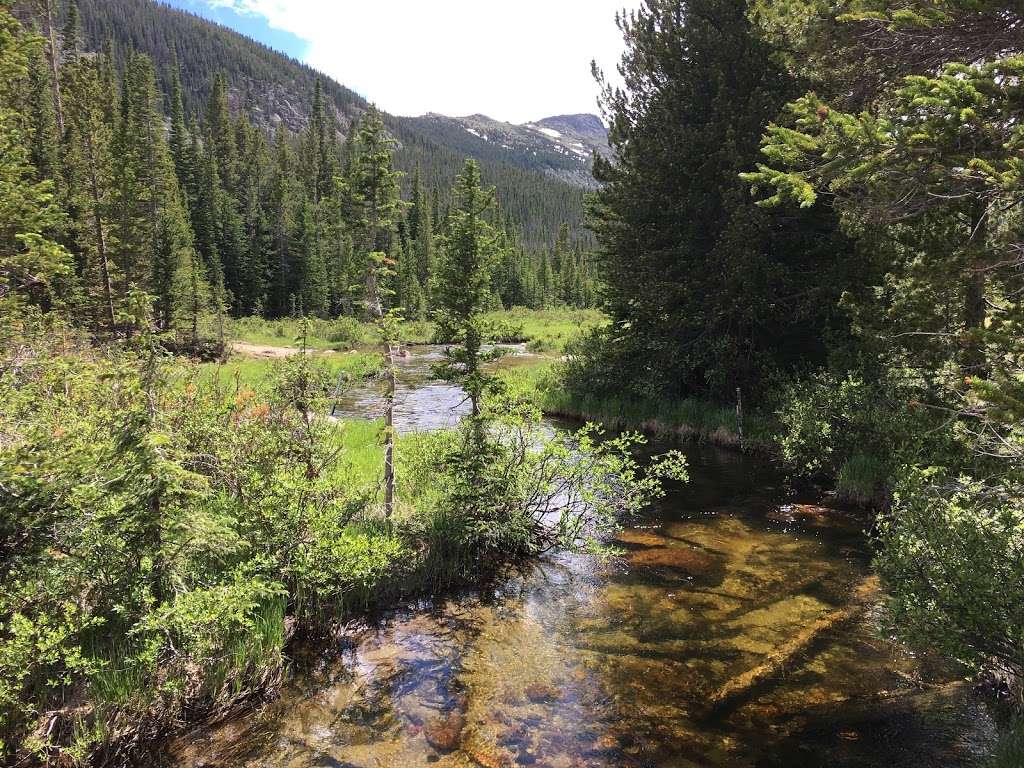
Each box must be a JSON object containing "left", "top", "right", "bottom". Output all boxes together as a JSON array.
[
  {"left": 70, "top": 0, "right": 594, "bottom": 249},
  {"left": 3, "top": 0, "right": 600, "bottom": 333}
]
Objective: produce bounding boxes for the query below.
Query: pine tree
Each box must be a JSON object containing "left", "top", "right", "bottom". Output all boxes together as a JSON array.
[
  {"left": 434, "top": 159, "right": 502, "bottom": 455},
  {"left": 267, "top": 122, "right": 296, "bottom": 317},
  {"left": 587, "top": 0, "right": 853, "bottom": 400},
  {"left": 346, "top": 106, "right": 404, "bottom": 516},
  {"left": 206, "top": 72, "right": 236, "bottom": 186},
  {"left": 61, "top": 0, "right": 79, "bottom": 60},
  {"left": 408, "top": 164, "right": 434, "bottom": 304},
  {"left": 62, "top": 54, "right": 117, "bottom": 329},
  {"left": 0, "top": 3, "right": 71, "bottom": 309},
  {"left": 168, "top": 52, "right": 190, "bottom": 192},
  {"left": 24, "top": 44, "right": 61, "bottom": 186},
  {"left": 294, "top": 198, "right": 328, "bottom": 316}
]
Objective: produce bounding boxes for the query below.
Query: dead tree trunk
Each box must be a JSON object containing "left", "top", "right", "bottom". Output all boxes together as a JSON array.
[
  {"left": 40, "top": 0, "right": 64, "bottom": 137},
  {"left": 704, "top": 576, "right": 879, "bottom": 717}
]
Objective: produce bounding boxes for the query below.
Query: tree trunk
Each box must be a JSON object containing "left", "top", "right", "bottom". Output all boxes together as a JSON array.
[
  {"left": 962, "top": 208, "right": 988, "bottom": 373},
  {"left": 41, "top": 0, "right": 64, "bottom": 137},
  {"left": 85, "top": 132, "right": 115, "bottom": 330},
  {"left": 367, "top": 266, "right": 397, "bottom": 517}
]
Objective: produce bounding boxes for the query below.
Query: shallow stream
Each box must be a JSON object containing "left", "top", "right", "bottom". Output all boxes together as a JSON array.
[{"left": 169, "top": 346, "right": 997, "bottom": 767}]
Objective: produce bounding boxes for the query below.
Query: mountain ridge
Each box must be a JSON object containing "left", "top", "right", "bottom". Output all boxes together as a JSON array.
[
  {"left": 399, "top": 111, "right": 608, "bottom": 189},
  {"left": 74, "top": 0, "right": 598, "bottom": 248}
]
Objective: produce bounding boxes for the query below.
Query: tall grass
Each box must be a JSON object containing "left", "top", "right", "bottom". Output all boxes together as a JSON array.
[
  {"left": 501, "top": 363, "right": 777, "bottom": 452},
  {"left": 186, "top": 350, "right": 383, "bottom": 392},
  {"left": 836, "top": 453, "right": 889, "bottom": 506},
  {"left": 224, "top": 308, "right": 606, "bottom": 356},
  {"left": 480, "top": 307, "right": 606, "bottom": 354}
]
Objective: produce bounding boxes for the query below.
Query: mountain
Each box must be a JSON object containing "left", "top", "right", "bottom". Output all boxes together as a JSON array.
[
  {"left": 399, "top": 112, "right": 609, "bottom": 189},
  {"left": 72, "top": 0, "right": 598, "bottom": 248}
]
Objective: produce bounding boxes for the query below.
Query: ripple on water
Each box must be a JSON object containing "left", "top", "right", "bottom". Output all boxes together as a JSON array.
[{"left": 165, "top": 378, "right": 998, "bottom": 768}]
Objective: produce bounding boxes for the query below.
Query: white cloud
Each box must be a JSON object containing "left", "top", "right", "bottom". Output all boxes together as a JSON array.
[{"left": 200, "top": 0, "right": 638, "bottom": 123}]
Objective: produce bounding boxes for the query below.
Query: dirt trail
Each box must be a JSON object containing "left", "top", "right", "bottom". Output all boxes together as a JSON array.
[{"left": 231, "top": 341, "right": 317, "bottom": 358}]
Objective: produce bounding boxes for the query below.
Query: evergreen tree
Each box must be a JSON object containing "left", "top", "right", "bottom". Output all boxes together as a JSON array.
[
  {"left": 62, "top": 53, "right": 117, "bottom": 329},
  {"left": 293, "top": 198, "right": 328, "bottom": 316},
  {"left": 586, "top": 0, "right": 854, "bottom": 400},
  {"left": 61, "top": 0, "right": 79, "bottom": 60},
  {"left": 408, "top": 164, "right": 435, "bottom": 300},
  {"left": 267, "top": 122, "right": 297, "bottom": 316},
  {"left": 0, "top": 2, "right": 71, "bottom": 309},
  {"left": 168, "top": 52, "right": 190, "bottom": 192},
  {"left": 346, "top": 106, "right": 403, "bottom": 516},
  {"left": 434, "top": 159, "right": 503, "bottom": 448},
  {"left": 24, "top": 44, "right": 60, "bottom": 187}
]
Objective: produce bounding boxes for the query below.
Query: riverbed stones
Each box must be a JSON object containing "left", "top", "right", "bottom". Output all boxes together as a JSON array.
[
  {"left": 524, "top": 683, "right": 561, "bottom": 703},
  {"left": 423, "top": 710, "right": 465, "bottom": 752}
]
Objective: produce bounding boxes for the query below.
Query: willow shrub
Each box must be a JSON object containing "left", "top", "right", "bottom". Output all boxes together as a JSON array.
[
  {"left": 875, "top": 468, "right": 1024, "bottom": 684},
  {"left": 0, "top": 322, "right": 405, "bottom": 762}
]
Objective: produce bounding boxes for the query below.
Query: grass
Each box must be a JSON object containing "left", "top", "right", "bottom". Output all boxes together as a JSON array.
[
  {"left": 480, "top": 307, "right": 606, "bottom": 354},
  {"left": 224, "top": 307, "right": 606, "bottom": 357},
  {"left": 836, "top": 453, "right": 890, "bottom": 506},
  {"left": 500, "top": 362, "right": 778, "bottom": 452},
  {"left": 185, "top": 349, "right": 383, "bottom": 392}
]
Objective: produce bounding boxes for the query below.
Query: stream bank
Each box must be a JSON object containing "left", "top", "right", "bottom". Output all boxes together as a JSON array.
[{"left": 161, "top": 345, "right": 998, "bottom": 768}]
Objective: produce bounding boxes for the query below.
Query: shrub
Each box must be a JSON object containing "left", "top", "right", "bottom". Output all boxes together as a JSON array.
[
  {"left": 875, "top": 468, "right": 1024, "bottom": 682},
  {"left": 0, "top": 332, "right": 401, "bottom": 761}
]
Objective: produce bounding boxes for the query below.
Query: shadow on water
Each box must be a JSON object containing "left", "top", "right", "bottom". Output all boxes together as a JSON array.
[{"left": 166, "top": 348, "right": 999, "bottom": 768}]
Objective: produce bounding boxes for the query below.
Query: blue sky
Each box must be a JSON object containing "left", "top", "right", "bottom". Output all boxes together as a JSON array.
[
  {"left": 162, "top": 0, "right": 310, "bottom": 61},
  {"left": 159, "top": 0, "right": 638, "bottom": 123}
]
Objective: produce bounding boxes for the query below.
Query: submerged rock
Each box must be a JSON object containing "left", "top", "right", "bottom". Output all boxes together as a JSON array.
[
  {"left": 524, "top": 683, "right": 562, "bottom": 703},
  {"left": 625, "top": 543, "right": 719, "bottom": 578},
  {"left": 466, "top": 741, "right": 514, "bottom": 768},
  {"left": 424, "top": 710, "right": 465, "bottom": 752}
]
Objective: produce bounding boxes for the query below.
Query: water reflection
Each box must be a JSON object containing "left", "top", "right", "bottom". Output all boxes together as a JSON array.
[
  {"left": 169, "top": 354, "right": 996, "bottom": 767},
  {"left": 331, "top": 344, "right": 542, "bottom": 433}
]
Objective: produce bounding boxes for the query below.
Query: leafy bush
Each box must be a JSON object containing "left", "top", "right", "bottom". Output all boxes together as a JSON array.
[
  {"left": 0, "top": 327, "right": 403, "bottom": 761},
  {"left": 875, "top": 468, "right": 1024, "bottom": 681}
]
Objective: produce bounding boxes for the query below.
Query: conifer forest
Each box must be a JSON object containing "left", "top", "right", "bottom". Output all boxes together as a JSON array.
[{"left": 1, "top": 0, "right": 1023, "bottom": 766}]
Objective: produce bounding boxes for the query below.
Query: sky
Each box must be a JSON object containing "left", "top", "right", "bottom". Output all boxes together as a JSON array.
[{"left": 163, "top": 0, "right": 639, "bottom": 124}]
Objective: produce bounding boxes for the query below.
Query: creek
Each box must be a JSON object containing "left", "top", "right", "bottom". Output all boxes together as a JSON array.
[{"left": 169, "top": 346, "right": 997, "bottom": 767}]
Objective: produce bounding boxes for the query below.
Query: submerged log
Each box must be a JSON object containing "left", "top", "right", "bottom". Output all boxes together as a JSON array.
[{"left": 704, "top": 576, "right": 880, "bottom": 717}]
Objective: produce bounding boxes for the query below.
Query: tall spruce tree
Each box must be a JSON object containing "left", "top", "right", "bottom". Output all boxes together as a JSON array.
[
  {"left": 62, "top": 53, "right": 117, "bottom": 329},
  {"left": 435, "top": 160, "right": 502, "bottom": 438},
  {"left": 346, "top": 106, "right": 403, "bottom": 516},
  {"left": 586, "top": 0, "right": 855, "bottom": 401}
]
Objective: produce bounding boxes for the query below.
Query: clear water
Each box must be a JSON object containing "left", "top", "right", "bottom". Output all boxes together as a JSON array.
[{"left": 167, "top": 348, "right": 996, "bottom": 768}]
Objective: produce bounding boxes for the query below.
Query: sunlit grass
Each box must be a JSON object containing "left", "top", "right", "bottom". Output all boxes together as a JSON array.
[
  {"left": 187, "top": 350, "right": 383, "bottom": 392},
  {"left": 224, "top": 308, "right": 606, "bottom": 356},
  {"left": 500, "top": 362, "right": 777, "bottom": 451},
  {"left": 481, "top": 307, "right": 606, "bottom": 355}
]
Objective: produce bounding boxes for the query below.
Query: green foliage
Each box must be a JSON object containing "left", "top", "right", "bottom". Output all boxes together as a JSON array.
[
  {"left": 585, "top": 0, "right": 856, "bottom": 403},
  {"left": 775, "top": 372, "right": 906, "bottom": 477},
  {"left": 0, "top": 318, "right": 400, "bottom": 761},
  {"left": 875, "top": 468, "right": 1024, "bottom": 679},
  {"left": 0, "top": 3, "right": 71, "bottom": 312}
]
